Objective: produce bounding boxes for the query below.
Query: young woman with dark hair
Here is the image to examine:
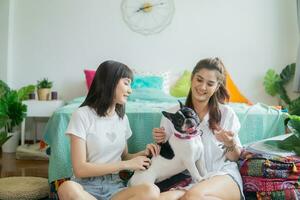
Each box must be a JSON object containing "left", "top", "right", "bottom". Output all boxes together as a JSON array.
[
  {"left": 58, "top": 60, "right": 161, "bottom": 200},
  {"left": 153, "top": 58, "right": 244, "bottom": 200}
]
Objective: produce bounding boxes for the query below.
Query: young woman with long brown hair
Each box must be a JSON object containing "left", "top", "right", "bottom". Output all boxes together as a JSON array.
[{"left": 153, "top": 57, "right": 244, "bottom": 200}]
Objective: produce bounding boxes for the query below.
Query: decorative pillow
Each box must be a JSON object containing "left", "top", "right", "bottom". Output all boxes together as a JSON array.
[
  {"left": 169, "top": 69, "right": 251, "bottom": 103},
  {"left": 170, "top": 70, "right": 192, "bottom": 97},
  {"left": 84, "top": 69, "right": 96, "bottom": 90},
  {"left": 226, "top": 72, "right": 251, "bottom": 104},
  {"left": 131, "top": 75, "right": 163, "bottom": 90},
  {"left": 128, "top": 88, "right": 177, "bottom": 102},
  {"left": 133, "top": 70, "right": 171, "bottom": 94}
]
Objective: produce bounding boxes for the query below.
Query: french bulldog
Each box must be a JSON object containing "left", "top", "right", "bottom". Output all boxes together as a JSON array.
[{"left": 129, "top": 101, "right": 207, "bottom": 186}]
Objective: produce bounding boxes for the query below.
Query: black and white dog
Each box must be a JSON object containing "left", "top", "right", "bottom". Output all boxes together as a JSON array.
[{"left": 129, "top": 101, "right": 207, "bottom": 186}]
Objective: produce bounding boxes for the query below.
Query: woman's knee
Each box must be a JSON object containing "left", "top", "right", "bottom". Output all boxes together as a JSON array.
[
  {"left": 57, "top": 181, "right": 85, "bottom": 200},
  {"left": 180, "top": 189, "right": 205, "bottom": 200},
  {"left": 139, "top": 183, "right": 160, "bottom": 200}
]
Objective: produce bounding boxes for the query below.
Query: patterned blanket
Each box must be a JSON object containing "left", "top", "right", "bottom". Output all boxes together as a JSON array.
[
  {"left": 245, "top": 189, "right": 300, "bottom": 200},
  {"left": 239, "top": 157, "right": 300, "bottom": 179},
  {"left": 239, "top": 148, "right": 300, "bottom": 199},
  {"left": 242, "top": 176, "right": 300, "bottom": 192}
]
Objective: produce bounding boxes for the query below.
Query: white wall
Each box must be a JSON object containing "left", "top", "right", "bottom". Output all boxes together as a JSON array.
[
  {"left": 0, "top": 0, "right": 9, "bottom": 82},
  {"left": 5, "top": 0, "right": 299, "bottom": 104}
]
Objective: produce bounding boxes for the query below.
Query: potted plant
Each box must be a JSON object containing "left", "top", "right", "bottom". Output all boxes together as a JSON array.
[
  {"left": 37, "top": 78, "right": 53, "bottom": 101},
  {"left": 263, "top": 63, "right": 300, "bottom": 155},
  {"left": 0, "top": 80, "right": 35, "bottom": 152},
  {"left": 263, "top": 63, "right": 300, "bottom": 115},
  {"left": 264, "top": 114, "right": 300, "bottom": 155},
  {"left": 0, "top": 116, "right": 12, "bottom": 146}
]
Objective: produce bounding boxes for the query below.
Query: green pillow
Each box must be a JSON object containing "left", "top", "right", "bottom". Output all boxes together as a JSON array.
[{"left": 170, "top": 70, "right": 192, "bottom": 97}]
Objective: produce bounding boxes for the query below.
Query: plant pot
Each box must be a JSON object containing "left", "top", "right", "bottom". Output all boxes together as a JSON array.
[
  {"left": 37, "top": 88, "right": 51, "bottom": 101},
  {"left": 2, "top": 131, "right": 20, "bottom": 153}
]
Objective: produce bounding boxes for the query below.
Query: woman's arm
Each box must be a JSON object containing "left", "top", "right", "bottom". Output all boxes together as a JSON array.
[
  {"left": 121, "top": 144, "right": 160, "bottom": 160},
  {"left": 121, "top": 145, "right": 144, "bottom": 160},
  {"left": 223, "top": 140, "right": 241, "bottom": 161},
  {"left": 70, "top": 135, "right": 151, "bottom": 178},
  {"left": 214, "top": 130, "right": 241, "bottom": 161},
  {"left": 215, "top": 108, "right": 242, "bottom": 161}
]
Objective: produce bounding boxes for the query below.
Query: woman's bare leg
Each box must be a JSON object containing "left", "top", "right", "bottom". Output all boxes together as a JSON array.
[
  {"left": 58, "top": 180, "right": 97, "bottom": 200},
  {"left": 180, "top": 175, "right": 241, "bottom": 200},
  {"left": 159, "top": 190, "right": 186, "bottom": 200},
  {"left": 111, "top": 183, "right": 160, "bottom": 200},
  {"left": 58, "top": 180, "right": 186, "bottom": 200}
]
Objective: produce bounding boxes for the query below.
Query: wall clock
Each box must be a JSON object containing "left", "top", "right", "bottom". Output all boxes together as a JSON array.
[{"left": 121, "top": 0, "right": 175, "bottom": 35}]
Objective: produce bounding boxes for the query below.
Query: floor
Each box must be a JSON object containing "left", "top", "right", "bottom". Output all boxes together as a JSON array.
[
  {"left": 0, "top": 151, "right": 49, "bottom": 199},
  {"left": 0, "top": 151, "right": 48, "bottom": 178}
]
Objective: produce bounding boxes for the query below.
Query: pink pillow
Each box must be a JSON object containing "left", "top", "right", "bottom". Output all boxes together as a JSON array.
[{"left": 84, "top": 69, "right": 96, "bottom": 90}]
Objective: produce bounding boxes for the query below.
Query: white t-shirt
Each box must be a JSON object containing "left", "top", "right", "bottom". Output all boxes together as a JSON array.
[
  {"left": 66, "top": 106, "right": 132, "bottom": 164},
  {"left": 161, "top": 103, "right": 243, "bottom": 194}
]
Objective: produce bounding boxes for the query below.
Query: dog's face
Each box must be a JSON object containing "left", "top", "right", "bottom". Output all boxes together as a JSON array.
[{"left": 162, "top": 101, "right": 200, "bottom": 135}]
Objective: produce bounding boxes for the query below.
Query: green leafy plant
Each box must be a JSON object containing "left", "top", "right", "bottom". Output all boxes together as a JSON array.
[
  {"left": 265, "top": 114, "right": 300, "bottom": 155},
  {"left": 263, "top": 64, "right": 300, "bottom": 155},
  {"left": 37, "top": 78, "right": 53, "bottom": 89},
  {"left": 0, "top": 80, "right": 35, "bottom": 146},
  {"left": 0, "top": 80, "right": 10, "bottom": 97},
  {"left": 0, "top": 115, "right": 12, "bottom": 146},
  {"left": 263, "top": 63, "right": 300, "bottom": 115}
]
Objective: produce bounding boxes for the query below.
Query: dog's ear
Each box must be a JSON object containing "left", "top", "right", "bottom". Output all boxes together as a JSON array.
[
  {"left": 162, "top": 111, "right": 174, "bottom": 121},
  {"left": 178, "top": 100, "right": 184, "bottom": 109}
]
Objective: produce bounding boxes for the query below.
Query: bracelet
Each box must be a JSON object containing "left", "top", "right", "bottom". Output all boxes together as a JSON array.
[{"left": 224, "top": 142, "right": 237, "bottom": 153}]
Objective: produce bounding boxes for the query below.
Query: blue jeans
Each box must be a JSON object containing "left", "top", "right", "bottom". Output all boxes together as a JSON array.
[{"left": 72, "top": 174, "right": 126, "bottom": 200}]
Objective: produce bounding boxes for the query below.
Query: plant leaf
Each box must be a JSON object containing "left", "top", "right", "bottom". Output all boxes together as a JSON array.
[
  {"left": 7, "top": 101, "right": 27, "bottom": 128},
  {"left": 277, "top": 84, "right": 291, "bottom": 105},
  {"left": 287, "top": 115, "right": 300, "bottom": 138},
  {"left": 0, "top": 80, "right": 10, "bottom": 98},
  {"left": 0, "top": 115, "right": 9, "bottom": 129},
  {"left": 37, "top": 78, "right": 52, "bottom": 89},
  {"left": 263, "top": 69, "right": 281, "bottom": 96},
  {"left": 288, "top": 97, "right": 300, "bottom": 116},
  {"left": 1, "top": 90, "right": 27, "bottom": 131},
  {"left": 0, "top": 131, "right": 12, "bottom": 146},
  {"left": 0, "top": 95, "right": 9, "bottom": 116},
  {"left": 264, "top": 134, "right": 300, "bottom": 156},
  {"left": 280, "top": 63, "right": 296, "bottom": 85},
  {"left": 279, "top": 134, "right": 300, "bottom": 152},
  {"left": 17, "top": 85, "right": 35, "bottom": 101}
]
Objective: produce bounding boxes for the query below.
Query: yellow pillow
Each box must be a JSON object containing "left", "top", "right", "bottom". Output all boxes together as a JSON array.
[
  {"left": 226, "top": 72, "right": 251, "bottom": 104},
  {"left": 170, "top": 70, "right": 192, "bottom": 97}
]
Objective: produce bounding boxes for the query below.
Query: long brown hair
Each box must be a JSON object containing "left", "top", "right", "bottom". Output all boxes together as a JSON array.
[{"left": 185, "top": 57, "right": 229, "bottom": 130}]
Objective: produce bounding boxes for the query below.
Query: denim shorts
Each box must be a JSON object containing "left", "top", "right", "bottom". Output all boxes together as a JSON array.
[{"left": 72, "top": 174, "right": 127, "bottom": 200}]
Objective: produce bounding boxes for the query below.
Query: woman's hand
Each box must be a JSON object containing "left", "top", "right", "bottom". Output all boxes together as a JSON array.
[
  {"left": 144, "top": 143, "right": 160, "bottom": 157},
  {"left": 214, "top": 129, "right": 235, "bottom": 147},
  {"left": 123, "top": 156, "right": 151, "bottom": 171},
  {"left": 153, "top": 127, "right": 166, "bottom": 144}
]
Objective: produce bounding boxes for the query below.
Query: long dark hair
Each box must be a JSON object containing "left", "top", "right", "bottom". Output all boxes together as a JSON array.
[
  {"left": 80, "top": 60, "right": 133, "bottom": 118},
  {"left": 185, "top": 57, "right": 229, "bottom": 130}
]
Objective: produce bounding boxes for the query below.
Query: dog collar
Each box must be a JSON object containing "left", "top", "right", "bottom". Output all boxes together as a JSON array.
[{"left": 174, "top": 130, "right": 203, "bottom": 140}]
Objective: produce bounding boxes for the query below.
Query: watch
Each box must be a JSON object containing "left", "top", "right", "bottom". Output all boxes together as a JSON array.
[{"left": 121, "top": 0, "right": 175, "bottom": 35}]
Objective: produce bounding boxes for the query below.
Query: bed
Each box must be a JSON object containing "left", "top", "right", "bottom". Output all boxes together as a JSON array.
[{"left": 43, "top": 89, "right": 287, "bottom": 184}]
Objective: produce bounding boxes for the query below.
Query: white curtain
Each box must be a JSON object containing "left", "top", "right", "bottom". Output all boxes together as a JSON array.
[{"left": 293, "top": 0, "right": 300, "bottom": 92}]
